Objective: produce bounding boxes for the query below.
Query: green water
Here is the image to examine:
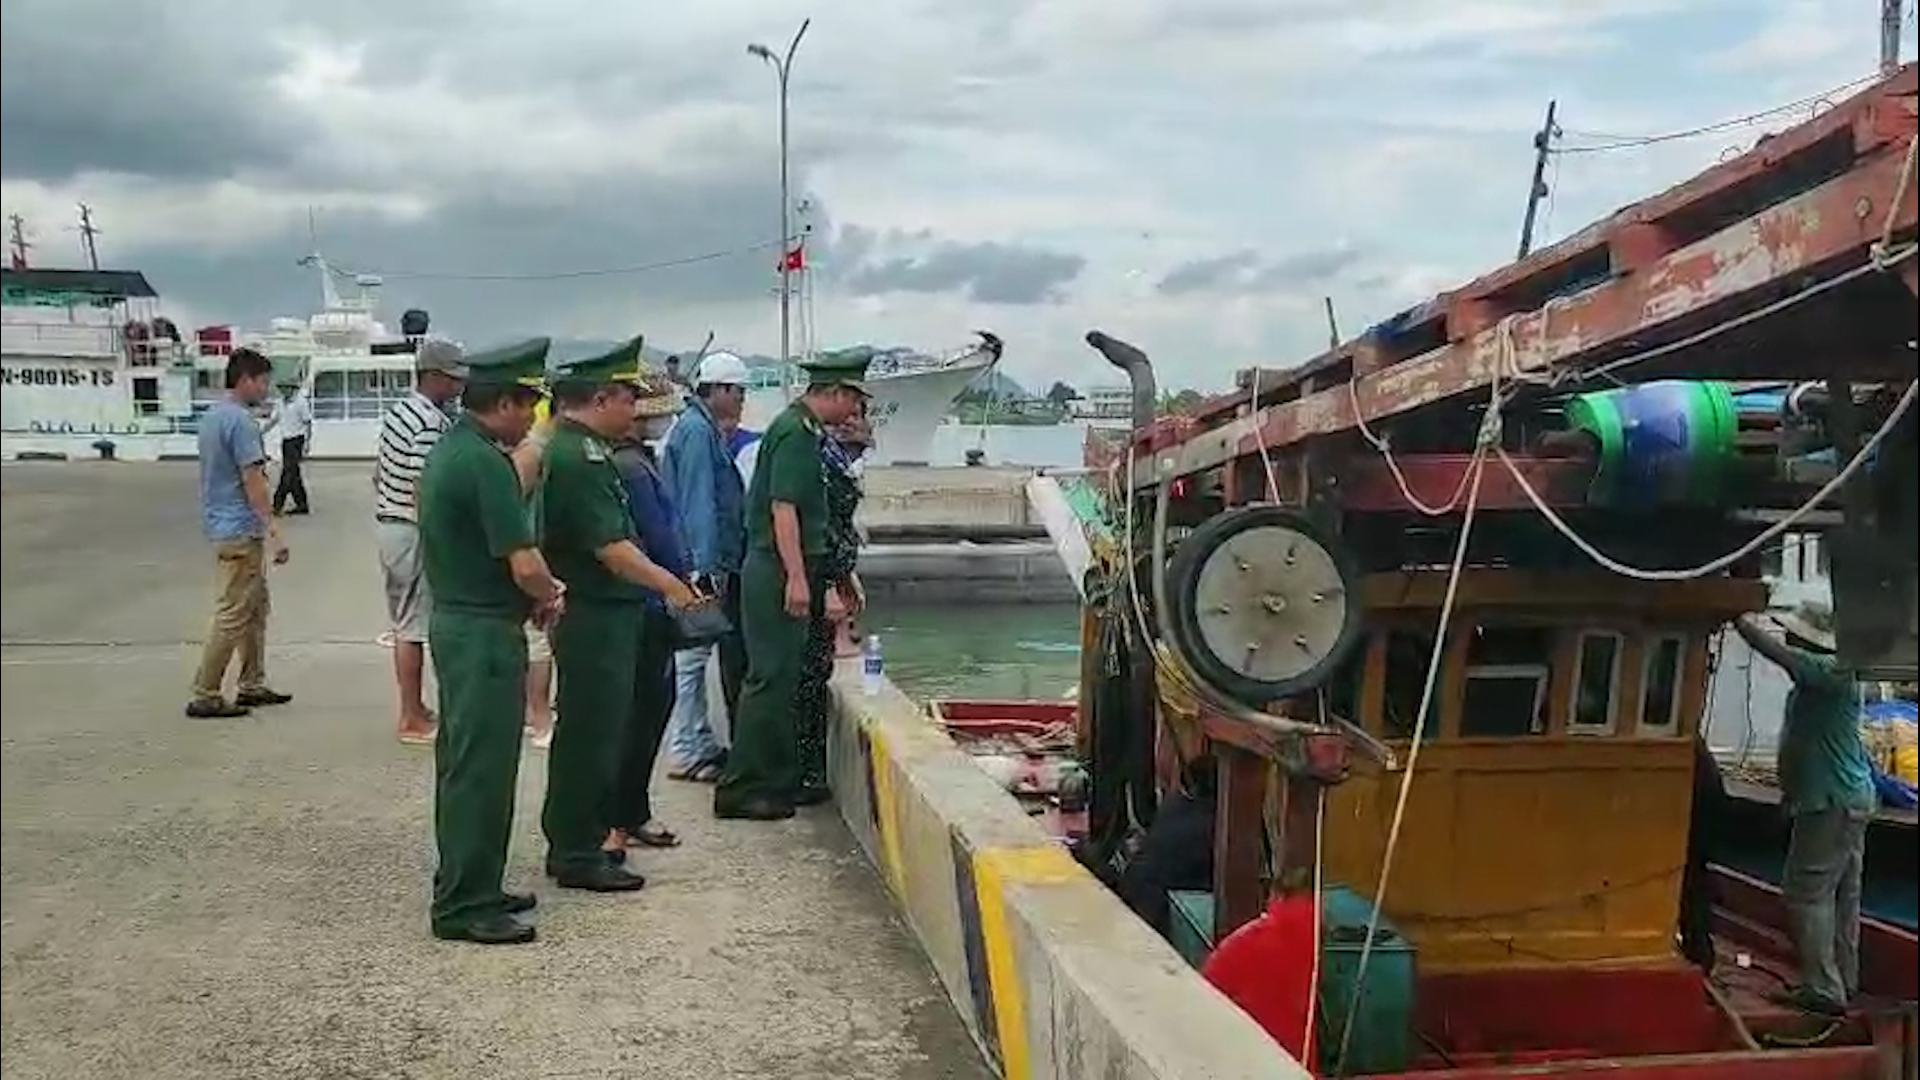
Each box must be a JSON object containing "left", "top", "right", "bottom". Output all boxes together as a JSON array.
[{"left": 866, "top": 603, "right": 1082, "bottom": 702}]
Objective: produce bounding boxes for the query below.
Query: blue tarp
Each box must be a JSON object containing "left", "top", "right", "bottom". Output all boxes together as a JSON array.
[{"left": 1862, "top": 700, "right": 1918, "bottom": 810}]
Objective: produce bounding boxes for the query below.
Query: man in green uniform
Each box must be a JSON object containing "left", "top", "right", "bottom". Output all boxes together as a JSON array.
[
  {"left": 538, "top": 337, "right": 700, "bottom": 890},
  {"left": 416, "top": 340, "right": 563, "bottom": 946},
  {"left": 715, "top": 352, "right": 870, "bottom": 821}
]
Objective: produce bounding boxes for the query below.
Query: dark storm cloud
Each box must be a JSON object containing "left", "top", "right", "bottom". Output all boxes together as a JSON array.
[
  {"left": 132, "top": 170, "right": 804, "bottom": 343},
  {"left": 844, "top": 244, "right": 1085, "bottom": 306},
  {"left": 1155, "top": 245, "right": 1364, "bottom": 295},
  {"left": 830, "top": 226, "right": 1085, "bottom": 306},
  {"left": 2, "top": 0, "right": 1079, "bottom": 329},
  {"left": 0, "top": 1, "right": 300, "bottom": 182},
  {"left": 1155, "top": 250, "right": 1261, "bottom": 295}
]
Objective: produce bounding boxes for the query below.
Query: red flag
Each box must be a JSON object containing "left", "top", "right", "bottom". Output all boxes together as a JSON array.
[{"left": 778, "top": 245, "right": 805, "bottom": 272}]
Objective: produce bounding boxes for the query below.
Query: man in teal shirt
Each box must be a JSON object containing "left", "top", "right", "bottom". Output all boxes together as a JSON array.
[{"left": 1732, "top": 610, "right": 1874, "bottom": 1016}]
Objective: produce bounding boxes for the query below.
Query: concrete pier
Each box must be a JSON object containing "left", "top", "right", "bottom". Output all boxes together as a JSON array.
[
  {"left": 0, "top": 461, "right": 989, "bottom": 1080},
  {"left": 856, "top": 466, "right": 1076, "bottom": 604}
]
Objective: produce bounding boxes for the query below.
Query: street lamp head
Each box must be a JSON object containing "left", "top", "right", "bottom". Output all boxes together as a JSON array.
[{"left": 747, "top": 43, "right": 775, "bottom": 61}]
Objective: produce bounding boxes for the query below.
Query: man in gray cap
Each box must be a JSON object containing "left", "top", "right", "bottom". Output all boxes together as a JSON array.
[{"left": 375, "top": 336, "right": 469, "bottom": 746}]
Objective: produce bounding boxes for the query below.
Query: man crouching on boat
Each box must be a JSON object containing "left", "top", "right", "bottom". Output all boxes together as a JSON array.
[{"left": 1732, "top": 609, "right": 1874, "bottom": 1017}]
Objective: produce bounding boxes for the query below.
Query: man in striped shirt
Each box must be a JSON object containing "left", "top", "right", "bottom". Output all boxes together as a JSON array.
[{"left": 376, "top": 338, "right": 469, "bottom": 745}]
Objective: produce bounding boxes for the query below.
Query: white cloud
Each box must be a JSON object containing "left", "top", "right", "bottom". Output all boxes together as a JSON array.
[{"left": 2, "top": 0, "right": 1909, "bottom": 391}]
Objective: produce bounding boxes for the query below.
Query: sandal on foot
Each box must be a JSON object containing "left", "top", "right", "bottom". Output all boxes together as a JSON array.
[{"left": 629, "top": 823, "right": 681, "bottom": 849}]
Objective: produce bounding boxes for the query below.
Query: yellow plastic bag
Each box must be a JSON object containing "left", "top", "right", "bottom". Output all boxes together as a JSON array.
[{"left": 1895, "top": 744, "right": 1918, "bottom": 787}]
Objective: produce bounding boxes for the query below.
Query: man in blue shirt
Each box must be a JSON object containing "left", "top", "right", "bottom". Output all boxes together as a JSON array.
[
  {"left": 659, "top": 351, "right": 749, "bottom": 781},
  {"left": 186, "top": 347, "right": 293, "bottom": 718},
  {"left": 1733, "top": 609, "right": 1874, "bottom": 1016}
]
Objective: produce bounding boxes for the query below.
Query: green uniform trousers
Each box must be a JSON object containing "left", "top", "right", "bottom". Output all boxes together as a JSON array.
[
  {"left": 430, "top": 610, "right": 529, "bottom": 932},
  {"left": 542, "top": 597, "right": 642, "bottom": 871},
  {"left": 717, "top": 550, "right": 827, "bottom": 811}
]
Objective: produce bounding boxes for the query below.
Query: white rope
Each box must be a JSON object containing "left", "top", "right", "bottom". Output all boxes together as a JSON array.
[
  {"left": 1333, "top": 446, "right": 1487, "bottom": 1076},
  {"left": 1496, "top": 377, "right": 1916, "bottom": 581}
]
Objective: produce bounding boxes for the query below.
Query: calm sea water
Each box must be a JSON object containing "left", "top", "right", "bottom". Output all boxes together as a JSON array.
[{"left": 866, "top": 602, "right": 1082, "bottom": 702}]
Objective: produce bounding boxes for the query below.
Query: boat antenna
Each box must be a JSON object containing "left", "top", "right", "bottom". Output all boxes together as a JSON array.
[
  {"left": 1516, "top": 99, "right": 1560, "bottom": 260},
  {"left": 296, "top": 206, "right": 344, "bottom": 311},
  {"left": 6, "top": 214, "right": 30, "bottom": 271},
  {"left": 76, "top": 203, "right": 102, "bottom": 271},
  {"left": 1880, "top": 0, "right": 1904, "bottom": 75}
]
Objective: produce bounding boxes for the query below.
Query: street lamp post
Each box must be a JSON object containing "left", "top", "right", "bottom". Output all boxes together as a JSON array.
[{"left": 749, "top": 17, "right": 812, "bottom": 392}]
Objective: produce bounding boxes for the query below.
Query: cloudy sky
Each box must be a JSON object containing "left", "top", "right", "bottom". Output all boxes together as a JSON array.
[{"left": 2, "top": 0, "right": 1912, "bottom": 390}]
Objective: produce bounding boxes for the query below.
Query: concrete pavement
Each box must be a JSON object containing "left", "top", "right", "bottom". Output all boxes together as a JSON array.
[{"left": 0, "top": 461, "right": 990, "bottom": 1080}]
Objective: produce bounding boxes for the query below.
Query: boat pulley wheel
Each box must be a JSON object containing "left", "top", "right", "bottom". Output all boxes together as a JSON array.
[{"left": 1165, "top": 505, "right": 1364, "bottom": 706}]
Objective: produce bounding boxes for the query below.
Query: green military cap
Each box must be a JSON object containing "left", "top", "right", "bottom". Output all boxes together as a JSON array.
[
  {"left": 551, "top": 334, "right": 648, "bottom": 389},
  {"left": 463, "top": 336, "right": 552, "bottom": 391},
  {"left": 797, "top": 347, "right": 872, "bottom": 395}
]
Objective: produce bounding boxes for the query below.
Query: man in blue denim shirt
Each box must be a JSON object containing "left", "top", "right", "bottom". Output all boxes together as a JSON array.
[
  {"left": 659, "top": 352, "right": 749, "bottom": 781},
  {"left": 186, "top": 348, "right": 294, "bottom": 718},
  {"left": 606, "top": 382, "right": 696, "bottom": 852}
]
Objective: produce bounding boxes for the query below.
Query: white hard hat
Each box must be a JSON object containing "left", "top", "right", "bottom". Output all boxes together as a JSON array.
[{"left": 695, "top": 351, "right": 750, "bottom": 387}]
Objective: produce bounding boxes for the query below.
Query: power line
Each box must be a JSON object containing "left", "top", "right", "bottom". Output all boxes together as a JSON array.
[
  {"left": 1553, "top": 72, "right": 1883, "bottom": 155},
  {"left": 329, "top": 236, "right": 790, "bottom": 283}
]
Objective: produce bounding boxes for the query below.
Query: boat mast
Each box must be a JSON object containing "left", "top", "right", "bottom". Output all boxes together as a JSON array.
[
  {"left": 1516, "top": 100, "right": 1560, "bottom": 260},
  {"left": 1882, "top": 0, "right": 1905, "bottom": 75},
  {"left": 296, "top": 207, "right": 344, "bottom": 312},
  {"left": 6, "top": 214, "right": 29, "bottom": 270},
  {"left": 76, "top": 204, "right": 102, "bottom": 271}
]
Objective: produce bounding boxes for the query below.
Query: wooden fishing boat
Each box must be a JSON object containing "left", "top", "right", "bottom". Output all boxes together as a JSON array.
[{"left": 946, "top": 64, "right": 1919, "bottom": 1078}]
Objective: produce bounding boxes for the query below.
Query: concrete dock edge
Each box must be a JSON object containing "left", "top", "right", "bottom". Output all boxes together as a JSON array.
[{"left": 829, "top": 666, "right": 1307, "bottom": 1080}]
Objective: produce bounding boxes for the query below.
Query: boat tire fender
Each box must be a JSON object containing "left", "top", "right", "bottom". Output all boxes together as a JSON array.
[{"left": 1165, "top": 505, "right": 1365, "bottom": 705}]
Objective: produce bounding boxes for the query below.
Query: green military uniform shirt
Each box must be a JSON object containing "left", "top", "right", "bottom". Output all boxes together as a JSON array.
[
  {"left": 539, "top": 418, "right": 646, "bottom": 603},
  {"left": 745, "top": 400, "right": 828, "bottom": 559},
  {"left": 417, "top": 415, "right": 537, "bottom": 619}
]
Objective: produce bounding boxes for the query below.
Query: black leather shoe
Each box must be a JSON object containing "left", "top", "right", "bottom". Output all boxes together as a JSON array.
[
  {"left": 502, "top": 892, "right": 537, "bottom": 915},
  {"left": 185, "top": 699, "right": 250, "bottom": 719},
  {"left": 552, "top": 864, "right": 648, "bottom": 892},
  {"left": 235, "top": 688, "right": 293, "bottom": 707},
  {"left": 433, "top": 914, "right": 536, "bottom": 945},
  {"left": 714, "top": 797, "right": 796, "bottom": 821}
]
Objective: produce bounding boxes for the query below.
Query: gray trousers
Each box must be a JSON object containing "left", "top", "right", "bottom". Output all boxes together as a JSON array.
[{"left": 1782, "top": 806, "right": 1869, "bottom": 1005}]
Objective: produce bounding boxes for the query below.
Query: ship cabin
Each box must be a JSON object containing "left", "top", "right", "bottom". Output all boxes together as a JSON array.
[{"left": 1318, "top": 569, "right": 1767, "bottom": 978}]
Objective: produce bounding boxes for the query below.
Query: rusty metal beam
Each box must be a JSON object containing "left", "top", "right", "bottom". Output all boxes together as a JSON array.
[
  {"left": 1129, "top": 135, "right": 1918, "bottom": 489},
  {"left": 1337, "top": 453, "right": 1595, "bottom": 513}
]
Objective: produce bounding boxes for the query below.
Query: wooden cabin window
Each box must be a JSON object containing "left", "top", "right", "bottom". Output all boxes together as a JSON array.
[
  {"left": 1459, "top": 625, "right": 1553, "bottom": 738},
  {"left": 1639, "top": 634, "right": 1687, "bottom": 734},
  {"left": 1381, "top": 629, "right": 1440, "bottom": 739},
  {"left": 1568, "top": 631, "right": 1624, "bottom": 734}
]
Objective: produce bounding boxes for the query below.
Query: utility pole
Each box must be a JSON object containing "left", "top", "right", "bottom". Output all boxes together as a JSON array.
[
  {"left": 1517, "top": 100, "right": 1559, "bottom": 261},
  {"left": 749, "top": 18, "right": 812, "bottom": 391},
  {"left": 7, "top": 213, "right": 30, "bottom": 271},
  {"left": 1881, "top": 0, "right": 1904, "bottom": 75},
  {"left": 76, "top": 203, "right": 103, "bottom": 271},
  {"left": 1322, "top": 296, "right": 1343, "bottom": 349}
]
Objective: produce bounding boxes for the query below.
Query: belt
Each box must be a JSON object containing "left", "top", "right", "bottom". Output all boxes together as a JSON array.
[{"left": 376, "top": 515, "right": 416, "bottom": 526}]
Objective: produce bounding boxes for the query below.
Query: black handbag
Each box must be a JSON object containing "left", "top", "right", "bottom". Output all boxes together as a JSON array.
[{"left": 671, "top": 596, "right": 733, "bottom": 648}]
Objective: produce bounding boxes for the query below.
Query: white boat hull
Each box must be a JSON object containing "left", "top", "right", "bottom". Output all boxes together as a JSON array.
[{"left": 743, "top": 354, "right": 994, "bottom": 467}]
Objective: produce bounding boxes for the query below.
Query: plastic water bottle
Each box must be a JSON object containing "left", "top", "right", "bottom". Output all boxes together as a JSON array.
[{"left": 861, "top": 634, "right": 885, "bottom": 696}]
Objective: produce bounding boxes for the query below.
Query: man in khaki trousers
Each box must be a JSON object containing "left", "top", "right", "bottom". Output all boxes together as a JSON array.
[{"left": 185, "top": 347, "right": 294, "bottom": 718}]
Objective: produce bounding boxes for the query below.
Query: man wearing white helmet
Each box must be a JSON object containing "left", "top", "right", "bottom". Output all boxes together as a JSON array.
[{"left": 657, "top": 350, "right": 752, "bottom": 781}]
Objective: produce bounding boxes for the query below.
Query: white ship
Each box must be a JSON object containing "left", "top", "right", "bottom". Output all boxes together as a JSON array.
[
  {"left": 2, "top": 256, "right": 1004, "bottom": 465},
  {"left": 738, "top": 333, "right": 1004, "bottom": 467}
]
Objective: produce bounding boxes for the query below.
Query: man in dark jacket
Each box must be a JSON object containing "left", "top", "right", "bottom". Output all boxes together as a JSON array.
[{"left": 605, "top": 379, "right": 695, "bottom": 854}]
